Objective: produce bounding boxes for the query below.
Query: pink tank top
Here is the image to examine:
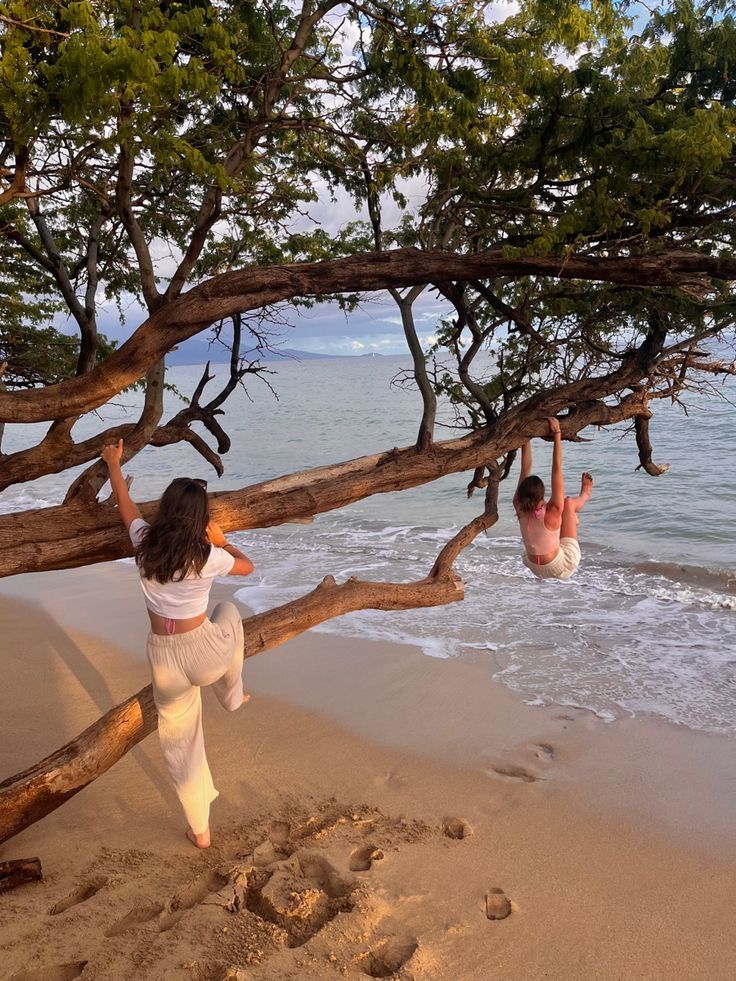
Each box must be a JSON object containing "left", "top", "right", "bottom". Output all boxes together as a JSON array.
[{"left": 518, "top": 505, "right": 560, "bottom": 560}]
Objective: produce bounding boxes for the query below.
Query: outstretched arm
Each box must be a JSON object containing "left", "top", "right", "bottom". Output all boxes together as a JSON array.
[
  {"left": 513, "top": 441, "right": 532, "bottom": 513},
  {"left": 517, "top": 441, "right": 532, "bottom": 488},
  {"left": 101, "top": 439, "right": 142, "bottom": 530},
  {"left": 547, "top": 417, "right": 565, "bottom": 512}
]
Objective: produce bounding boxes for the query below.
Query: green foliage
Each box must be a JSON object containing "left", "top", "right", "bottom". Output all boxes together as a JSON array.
[
  {"left": 1, "top": 0, "right": 734, "bottom": 433},
  {"left": 0, "top": 322, "right": 117, "bottom": 388}
]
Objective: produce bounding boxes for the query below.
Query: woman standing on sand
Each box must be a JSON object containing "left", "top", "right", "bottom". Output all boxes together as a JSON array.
[
  {"left": 102, "top": 439, "right": 254, "bottom": 849},
  {"left": 514, "top": 417, "right": 593, "bottom": 580}
]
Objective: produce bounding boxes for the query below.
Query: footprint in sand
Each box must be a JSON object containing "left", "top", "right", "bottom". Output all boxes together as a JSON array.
[
  {"left": 357, "top": 937, "right": 418, "bottom": 978},
  {"left": 349, "top": 845, "right": 384, "bottom": 872},
  {"left": 485, "top": 888, "right": 512, "bottom": 920},
  {"left": 533, "top": 743, "right": 555, "bottom": 761},
  {"left": 157, "top": 869, "right": 230, "bottom": 933},
  {"left": 267, "top": 819, "right": 291, "bottom": 848},
  {"left": 48, "top": 877, "right": 107, "bottom": 915},
  {"left": 554, "top": 706, "right": 598, "bottom": 725},
  {"left": 10, "top": 963, "right": 88, "bottom": 981},
  {"left": 170, "top": 869, "right": 229, "bottom": 912},
  {"left": 244, "top": 851, "right": 354, "bottom": 948},
  {"left": 441, "top": 817, "right": 473, "bottom": 840},
  {"left": 251, "top": 818, "right": 294, "bottom": 866},
  {"left": 104, "top": 902, "right": 164, "bottom": 937},
  {"left": 488, "top": 763, "right": 540, "bottom": 783}
]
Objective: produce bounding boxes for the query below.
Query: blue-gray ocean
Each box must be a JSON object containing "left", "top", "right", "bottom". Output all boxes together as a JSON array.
[{"left": 3, "top": 355, "right": 735, "bottom": 733}]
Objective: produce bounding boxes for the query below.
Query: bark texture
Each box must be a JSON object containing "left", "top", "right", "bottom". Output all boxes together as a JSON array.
[
  {"left": 634, "top": 413, "right": 671, "bottom": 476},
  {"left": 0, "top": 688, "right": 157, "bottom": 847}
]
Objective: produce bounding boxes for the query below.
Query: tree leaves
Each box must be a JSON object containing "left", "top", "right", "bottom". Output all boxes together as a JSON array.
[{"left": 1, "top": 0, "right": 735, "bottom": 450}]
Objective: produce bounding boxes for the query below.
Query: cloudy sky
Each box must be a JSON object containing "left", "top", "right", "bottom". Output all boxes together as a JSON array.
[
  {"left": 89, "top": 179, "right": 454, "bottom": 359},
  {"left": 90, "top": 164, "right": 454, "bottom": 359}
]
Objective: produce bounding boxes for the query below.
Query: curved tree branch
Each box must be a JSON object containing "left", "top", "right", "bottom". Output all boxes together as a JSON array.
[
  {"left": 389, "top": 285, "right": 437, "bottom": 450},
  {"left": 0, "top": 323, "right": 259, "bottom": 493},
  {"left": 1, "top": 246, "right": 733, "bottom": 425},
  {"left": 63, "top": 359, "right": 166, "bottom": 504},
  {"left": 634, "top": 412, "right": 670, "bottom": 476}
]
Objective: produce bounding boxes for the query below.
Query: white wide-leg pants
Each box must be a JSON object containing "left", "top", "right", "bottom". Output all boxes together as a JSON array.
[{"left": 146, "top": 601, "right": 244, "bottom": 834}]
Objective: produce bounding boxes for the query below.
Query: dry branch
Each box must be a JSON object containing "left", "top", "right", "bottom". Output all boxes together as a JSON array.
[{"left": 634, "top": 413, "right": 670, "bottom": 476}]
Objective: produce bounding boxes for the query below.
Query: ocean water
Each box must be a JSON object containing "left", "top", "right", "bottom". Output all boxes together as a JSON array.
[{"left": 2, "top": 355, "right": 735, "bottom": 733}]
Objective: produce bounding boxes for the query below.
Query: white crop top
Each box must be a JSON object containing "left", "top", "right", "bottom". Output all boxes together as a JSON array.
[{"left": 129, "top": 518, "right": 235, "bottom": 618}]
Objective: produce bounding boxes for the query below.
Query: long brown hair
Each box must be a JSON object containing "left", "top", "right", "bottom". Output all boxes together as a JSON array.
[
  {"left": 136, "top": 478, "right": 210, "bottom": 583},
  {"left": 516, "top": 475, "right": 545, "bottom": 513}
]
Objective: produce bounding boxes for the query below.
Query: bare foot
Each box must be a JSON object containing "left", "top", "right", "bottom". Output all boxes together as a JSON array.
[
  {"left": 243, "top": 693, "right": 251, "bottom": 705},
  {"left": 186, "top": 828, "right": 211, "bottom": 849},
  {"left": 581, "top": 472, "right": 593, "bottom": 497}
]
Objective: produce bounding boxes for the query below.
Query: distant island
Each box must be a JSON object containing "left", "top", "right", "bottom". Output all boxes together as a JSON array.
[
  {"left": 166, "top": 337, "right": 394, "bottom": 365},
  {"left": 166, "top": 340, "right": 341, "bottom": 365}
]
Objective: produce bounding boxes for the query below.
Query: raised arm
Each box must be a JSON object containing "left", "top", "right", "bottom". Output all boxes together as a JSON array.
[
  {"left": 206, "top": 520, "right": 254, "bottom": 577},
  {"left": 547, "top": 417, "right": 565, "bottom": 513},
  {"left": 512, "top": 440, "right": 533, "bottom": 513},
  {"left": 101, "top": 439, "right": 142, "bottom": 530},
  {"left": 517, "top": 440, "right": 532, "bottom": 488}
]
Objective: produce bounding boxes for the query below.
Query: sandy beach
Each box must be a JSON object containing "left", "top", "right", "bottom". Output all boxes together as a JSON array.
[{"left": 1, "top": 562, "right": 735, "bottom": 981}]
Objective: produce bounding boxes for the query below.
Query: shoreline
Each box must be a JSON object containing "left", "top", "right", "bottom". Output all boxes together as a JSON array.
[{"left": 2, "top": 563, "right": 736, "bottom": 979}]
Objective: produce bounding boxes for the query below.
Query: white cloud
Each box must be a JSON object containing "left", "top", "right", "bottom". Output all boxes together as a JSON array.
[{"left": 484, "top": 2, "right": 521, "bottom": 24}]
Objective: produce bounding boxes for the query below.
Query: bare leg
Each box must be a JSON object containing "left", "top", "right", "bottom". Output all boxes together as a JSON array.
[
  {"left": 560, "top": 473, "right": 593, "bottom": 540},
  {"left": 186, "top": 828, "right": 211, "bottom": 849},
  {"left": 565, "top": 471, "right": 593, "bottom": 509}
]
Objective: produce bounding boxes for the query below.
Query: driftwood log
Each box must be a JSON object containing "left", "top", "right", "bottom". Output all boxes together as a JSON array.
[{"left": 0, "top": 858, "right": 43, "bottom": 893}]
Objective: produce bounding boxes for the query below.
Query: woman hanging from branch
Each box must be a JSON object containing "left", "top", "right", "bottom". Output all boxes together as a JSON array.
[
  {"left": 101, "top": 439, "right": 254, "bottom": 849},
  {"left": 513, "top": 418, "right": 593, "bottom": 581}
]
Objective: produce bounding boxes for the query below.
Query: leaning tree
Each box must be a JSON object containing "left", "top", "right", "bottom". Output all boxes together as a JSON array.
[{"left": 1, "top": 0, "right": 736, "bottom": 844}]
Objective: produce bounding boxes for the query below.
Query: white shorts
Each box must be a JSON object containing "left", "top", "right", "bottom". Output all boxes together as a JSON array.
[{"left": 523, "top": 538, "right": 581, "bottom": 580}]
